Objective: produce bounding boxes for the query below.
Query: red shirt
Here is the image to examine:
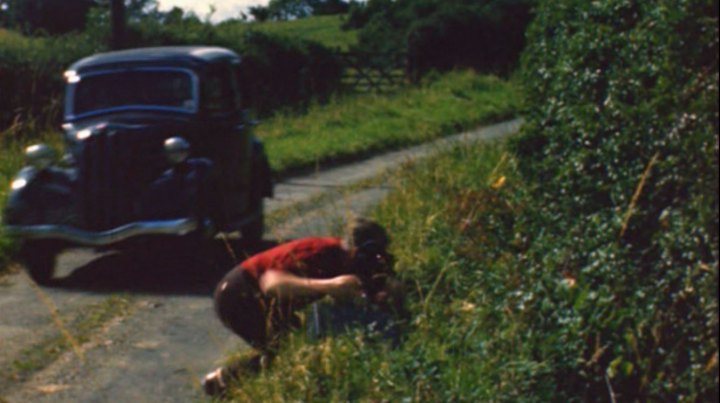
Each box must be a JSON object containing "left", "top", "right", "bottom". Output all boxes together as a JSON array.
[{"left": 240, "top": 237, "right": 351, "bottom": 280}]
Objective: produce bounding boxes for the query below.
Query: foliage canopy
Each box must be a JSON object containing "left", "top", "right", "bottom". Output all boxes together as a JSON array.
[{"left": 0, "top": 0, "right": 94, "bottom": 34}]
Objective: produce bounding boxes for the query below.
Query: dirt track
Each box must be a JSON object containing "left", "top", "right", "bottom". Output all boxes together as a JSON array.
[{"left": 0, "top": 119, "right": 521, "bottom": 402}]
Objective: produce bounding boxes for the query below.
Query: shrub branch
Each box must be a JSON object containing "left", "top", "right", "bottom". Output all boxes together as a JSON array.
[{"left": 619, "top": 152, "right": 660, "bottom": 239}]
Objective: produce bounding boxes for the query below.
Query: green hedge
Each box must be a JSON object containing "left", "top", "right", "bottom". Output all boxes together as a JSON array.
[
  {"left": 0, "top": 21, "right": 344, "bottom": 132},
  {"left": 510, "top": 0, "right": 718, "bottom": 400},
  {"left": 235, "top": 31, "right": 343, "bottom": 116},
  {"left": 0, "top": 29, "right": 98, "bottom": 134},
  {"left": 118, "top": 19, "right": 345, "bottom": 116}
]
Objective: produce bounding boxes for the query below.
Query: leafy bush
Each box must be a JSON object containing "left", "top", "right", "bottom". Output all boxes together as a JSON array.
[
  {"left": 511, "top": 0, "right": 718, "bottom": 399},
  {"left": 346, "top": 0, "right": 535, "bottom": 78},
  {"left": 2, "top": 0, "right": 94, "bottom": 35},
  {"left": 0, "top": 29, "right": 100, "bottom": 132},
  {"left": 406, "top": 0, "right": 534, "bottom": 79},
  {"left": 235, "top": 31, "right": 343, "bottom": 116}
]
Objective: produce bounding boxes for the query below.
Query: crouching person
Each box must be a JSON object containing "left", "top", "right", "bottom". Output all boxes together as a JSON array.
[{"left": 202, "top": 217, "right": 404, "bottom": 397}]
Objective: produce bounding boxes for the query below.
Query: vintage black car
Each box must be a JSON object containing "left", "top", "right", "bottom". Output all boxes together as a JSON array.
[{"left": 3, "top": 46, "right": 273, "bottom": 284}]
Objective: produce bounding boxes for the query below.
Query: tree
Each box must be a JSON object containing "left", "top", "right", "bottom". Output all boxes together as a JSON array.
[
  {"left": 110, "top": 0, "right": 126, "bottom": 49},
  {"left": 1, "top": 1, "right": 14, "bottom": 28},
  {"left": 311, "top": 0, "right": 350, "bottom": 15},
  {"left": 91, "top": 0, "right": 159, "bottom": 22},
  {"left": 254, "top": 0, "right": 351, "bottom": 21},
  {"left": 7, "top": 0, "right": 94, "bottom": 34},
  {"left": 248, "top": 5, "right": 271, "bottom": 22},
  {"left": 267, "top": 0, "right": 313, "bottom": 20},
  {"left": 346, "top": 0, "right": 535, "bottom": 77}
]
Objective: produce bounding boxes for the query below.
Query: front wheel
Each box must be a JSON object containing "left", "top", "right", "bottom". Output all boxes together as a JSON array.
[{"left": 18, "top": 240, "right": 61, "bottom": 285}]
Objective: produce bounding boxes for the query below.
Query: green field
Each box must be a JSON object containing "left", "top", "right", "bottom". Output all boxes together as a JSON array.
[
  {"left": 217, "top": 15, "right": 357, "bottom": 50},
  {"left": 257, "top": 71, "right": 519, "bottom": 174}
]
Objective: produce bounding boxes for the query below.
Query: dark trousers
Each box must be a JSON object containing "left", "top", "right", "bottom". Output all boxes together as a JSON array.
[
  {"left": 213, "top": 268, "right": 301, "bottom": 377},
  {"left": 214, "top": 269, "right": 269, "bottom": 350}
]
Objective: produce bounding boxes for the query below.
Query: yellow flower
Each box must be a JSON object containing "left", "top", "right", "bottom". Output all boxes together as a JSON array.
[{"left": 491, "top": 175, "right": 507, "bottom": 189}]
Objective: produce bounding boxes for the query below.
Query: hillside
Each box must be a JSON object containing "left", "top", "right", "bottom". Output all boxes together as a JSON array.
[{"left": 216, "top": 14, "right": 357, "bottom": 50}]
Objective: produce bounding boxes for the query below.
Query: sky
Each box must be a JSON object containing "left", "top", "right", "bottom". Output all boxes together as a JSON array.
[{"left": 156, "top": 1, "right": 271, "bottom": 23}]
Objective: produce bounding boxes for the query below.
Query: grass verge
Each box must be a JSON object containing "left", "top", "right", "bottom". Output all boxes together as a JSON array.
[{"left": 224, "top": 140, "right": 534, "bottom": 401}]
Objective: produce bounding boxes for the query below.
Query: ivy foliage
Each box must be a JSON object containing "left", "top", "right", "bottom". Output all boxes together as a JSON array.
[{"left": 510, "top": 0, "right": 718, "bottom": 400}]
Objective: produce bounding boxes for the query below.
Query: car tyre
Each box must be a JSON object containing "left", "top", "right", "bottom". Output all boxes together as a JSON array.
[{"left": 19, "top": 240, "right": 61, "bottom": 285}]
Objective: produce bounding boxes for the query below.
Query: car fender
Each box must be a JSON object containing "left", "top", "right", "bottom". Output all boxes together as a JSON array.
[
  {"left": 135, "top": 158, "right": 215, "bottom": 221},
  {"left": 4, "top": 166, "right": 77, "bottom": 226}
]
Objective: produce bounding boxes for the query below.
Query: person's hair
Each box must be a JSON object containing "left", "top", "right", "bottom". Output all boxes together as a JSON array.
[
  {"left": 345, "top": 218, "right": 394, "bottom": 294},
  {"left": 345, "top": 217, "right": 389, "bottom": 250}
]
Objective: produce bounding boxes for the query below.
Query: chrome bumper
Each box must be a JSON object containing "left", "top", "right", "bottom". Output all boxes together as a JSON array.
[{"left": 4, "top": 218, "right": 206, "bottom": 246}]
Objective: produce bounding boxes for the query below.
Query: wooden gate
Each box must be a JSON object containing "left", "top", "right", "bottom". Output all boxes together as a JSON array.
[{"left": 337, "top": 51, "right": 408, "bottom": 93}]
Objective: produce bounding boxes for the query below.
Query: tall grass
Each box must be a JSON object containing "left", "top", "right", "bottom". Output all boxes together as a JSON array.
[{"left": 0, "top": 128, "right": 61, "bottom": 268}]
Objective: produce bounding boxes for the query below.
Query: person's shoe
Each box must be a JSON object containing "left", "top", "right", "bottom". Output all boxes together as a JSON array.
[{"left": 202, "top": 367, "right": 227, "bottom": 397}]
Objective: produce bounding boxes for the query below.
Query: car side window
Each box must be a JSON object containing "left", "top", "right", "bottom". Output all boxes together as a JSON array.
[{"left": 203, "top": 65, "right": 238, "bottom": 115}]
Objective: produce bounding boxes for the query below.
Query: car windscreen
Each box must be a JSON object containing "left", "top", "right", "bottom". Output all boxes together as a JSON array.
[{"left": 73, "top": 69, "right": 195, "bottom": 116}]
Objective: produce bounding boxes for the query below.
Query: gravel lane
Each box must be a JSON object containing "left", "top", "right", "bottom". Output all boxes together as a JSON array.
[{"left": 0, "top": 119, "right": 521, "bottom": 402}]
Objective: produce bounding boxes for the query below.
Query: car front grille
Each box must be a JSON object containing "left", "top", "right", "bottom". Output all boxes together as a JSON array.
[
  {"left": 79, "top": 131, "right": 166, "bottom": 230},
  {"left": 80, "top": 132, "right": 131, "bottom": 230}
]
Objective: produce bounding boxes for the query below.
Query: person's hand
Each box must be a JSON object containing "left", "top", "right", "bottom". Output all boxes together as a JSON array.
[
  {"left": 328, "top": 275, "right": 363, "bottom": 301},
  {"left": 369, "top": 278, "right": 406, "bottom": 314}
]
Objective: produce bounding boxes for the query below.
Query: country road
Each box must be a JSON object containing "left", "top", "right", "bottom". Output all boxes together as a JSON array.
[{"left": 0, "top": 119, "right": 522, "bottom": 403}]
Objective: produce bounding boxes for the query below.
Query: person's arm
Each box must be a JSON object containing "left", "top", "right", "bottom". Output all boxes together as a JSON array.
[{"left": 258, "top": 270, "right": 363, "bottom": 301}]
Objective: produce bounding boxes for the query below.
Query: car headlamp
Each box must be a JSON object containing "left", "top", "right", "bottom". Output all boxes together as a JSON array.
[
  {"left": 164, "top": 137, "right": 191, "bottom": 165},
  {"left": 75, "top": 129, "right": 92, "bottom": 140},
  {"left": 10, "top": 178, "right": 28, "bottom": 190}
]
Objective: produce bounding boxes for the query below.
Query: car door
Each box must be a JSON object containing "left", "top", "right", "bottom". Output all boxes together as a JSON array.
[{"left": 199, "top": 62, "right": 252, "bottom": 225}]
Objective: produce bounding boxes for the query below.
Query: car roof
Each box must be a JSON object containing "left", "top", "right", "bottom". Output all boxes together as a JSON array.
[{"left": 68, "top": 46, "right": 241, "bottom": 74}]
